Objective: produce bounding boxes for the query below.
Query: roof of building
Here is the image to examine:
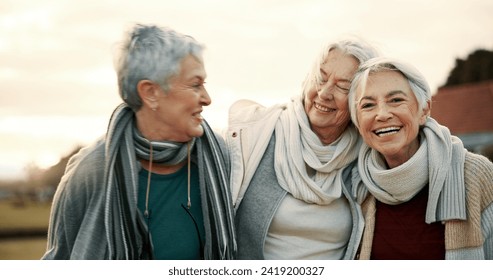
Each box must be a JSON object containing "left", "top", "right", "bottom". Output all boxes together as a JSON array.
[{"left": 431, "top": 80, "right": 493, "bottom": 135}]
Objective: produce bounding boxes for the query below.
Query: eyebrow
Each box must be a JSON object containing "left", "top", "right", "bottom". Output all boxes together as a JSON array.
[
  {"left": 359, "top": 95, "right": 374, "bottom": 102},
  {"left": 385, "top": 89, "right": 408, "bottom": 98},
  {"left": 387, "top": 90, "right": 407, "bottom": 97},
  {"left": 358, "top": 90, "right": 407, "bottom": 103},
  {"left": 189, "top": 75, "right": 206, "bottom": 82}
]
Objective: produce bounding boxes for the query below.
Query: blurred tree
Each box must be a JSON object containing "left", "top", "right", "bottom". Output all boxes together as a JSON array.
[
  {"left": 40, "top": 146, "right": 82, "bottom": 189},
  {"left": 443, "top": 49, "right": 493, "bottom": 87},
  {"left": 483, "top": 144, "right": 493, "bottom": 163},
  {"left": 0, "top": 147, "right": 82, "bottom": 204}
]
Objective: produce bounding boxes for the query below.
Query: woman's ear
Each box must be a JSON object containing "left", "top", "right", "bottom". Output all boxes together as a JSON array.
[
  {"left": 419, "top": 100, "right": 431, "bottom": 125},
  {"left": 137, "top": 80, "right": 159, "bottom": 111}
]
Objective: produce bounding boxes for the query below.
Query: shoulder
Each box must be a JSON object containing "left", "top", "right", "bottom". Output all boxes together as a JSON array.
[
  {"left": 213, "top": 130, "right": 229, "bottom": 159},
  {"left": 201, "top": 126, "right": 228, "bottom": 154},
  {"left": 57, "top": 138, "right": 107, "bottom": 198},
  {"left": 212, "top": 130, "right": 227, "bottom": 149},
  {"left": 229, "top": 99, "right": 263, "bottom": 112},
  {"left": 66, "top": 138, "right": 106, "bottom": 178},
  {"left": 228, "top": 99, "right": 265, "bottom": 123},
  {"left": 464, "top": 152, "right": 493, "bottom": 182},
  {"left": 228, "top": 99, "right": 287, "bottom": 125},
  {"left": 464, "top": 151, "right": 493, "bottom": 210},
  {"left": 199, "top": 128, "right": 230, "bottom": 171}
]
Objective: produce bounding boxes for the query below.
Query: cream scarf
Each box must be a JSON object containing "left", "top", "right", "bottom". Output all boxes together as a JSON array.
[
  {"left": 274, "top": 96, "right": 361, "bottom": 205},
  {"left": 358, "top": 117, "right": 467, "bottom": 223}
]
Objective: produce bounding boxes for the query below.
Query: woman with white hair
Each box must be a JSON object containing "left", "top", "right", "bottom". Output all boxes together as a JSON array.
[
  {"left": 348, "top": 57, "right": 493, "bottom": 259},
  {"left": 227, "top": 37, "right": 379, "bottom": 259}
]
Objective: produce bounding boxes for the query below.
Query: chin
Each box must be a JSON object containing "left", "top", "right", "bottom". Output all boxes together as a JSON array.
[{"left": 191, "top": 127, "right": 204, "bottom": 137}]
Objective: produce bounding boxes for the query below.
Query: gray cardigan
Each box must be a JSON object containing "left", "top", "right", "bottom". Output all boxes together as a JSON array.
[
  {"left": 43, "top": 138, "right": 115, "bottom": 259},
  {"left": 42, "top": 132, "right": 231, "bottom": 259},
  {"left": 235, "top": 136, "right": 364, "bottom": 259}
]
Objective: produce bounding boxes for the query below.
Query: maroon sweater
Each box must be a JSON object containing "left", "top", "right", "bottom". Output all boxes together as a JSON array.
[{"left": 371, "top": 186, "right": 445, "bottom": 260}]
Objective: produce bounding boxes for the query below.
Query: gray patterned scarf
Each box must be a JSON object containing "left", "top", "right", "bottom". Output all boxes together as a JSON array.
[{"left": 103, "top": 103, "right": 236, "bottom": 259}]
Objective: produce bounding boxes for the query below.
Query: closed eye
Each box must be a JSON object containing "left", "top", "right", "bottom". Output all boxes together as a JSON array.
[
  {"left": 389, "top": 97, "right": 404, "bottom": 103},
  {"left": 360, "top": 102, "right": 374, "bottom": 109},
  {"left": 192, "top": 81, "right": 206, "bottom": 89},
  {"left": 336, "top": 84, "right": 350, "bottom": 92}
]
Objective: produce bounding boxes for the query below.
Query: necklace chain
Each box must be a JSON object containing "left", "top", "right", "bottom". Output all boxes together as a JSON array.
[{"left": 144, "top": 141, "right": 192, "bottom": 219}]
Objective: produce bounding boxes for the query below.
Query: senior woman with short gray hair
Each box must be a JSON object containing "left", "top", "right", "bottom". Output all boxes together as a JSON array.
[
  {"left": 348, "top": 57, "right": 493, "bottom": 259},
  {"left": 43, "top": 24, "right": 236, "bottom": 260}
]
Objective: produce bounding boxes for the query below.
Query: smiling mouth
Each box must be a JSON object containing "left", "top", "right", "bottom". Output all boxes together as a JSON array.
[
  {"left": 374, "top": 126, "right": 401, "bottom": 136},
  {"left": 192, "top": 112, "right": 204, "bottom": 122},
  {"left": 314, "top": 102, "right": 335, "bottom": 113}
]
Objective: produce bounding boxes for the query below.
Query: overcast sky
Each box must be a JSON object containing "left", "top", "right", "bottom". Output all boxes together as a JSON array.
[{"left": 1, "top": 0, "right": 492, "bottom": 179}]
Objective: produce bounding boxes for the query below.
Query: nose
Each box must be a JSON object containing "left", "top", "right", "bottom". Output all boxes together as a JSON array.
[
  {"left": 200, "top": 88, "right": 211, "bottom": 106},
  {"left": 375, "top": 103, "right": 392, "bottom": 121},
  {"left": 318, "top": 82, "right": 334, "bottom": 100}
]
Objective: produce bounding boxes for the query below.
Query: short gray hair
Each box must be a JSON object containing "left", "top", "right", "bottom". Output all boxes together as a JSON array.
[
  {"left": 348, "top": 57, "right": 431, "bottom": 128},
  {"left": 114, "top": 24, "right": 204, "bottom": 111},
  {"left": 302, "top": 36, "right": 380, "bottom": 97}
]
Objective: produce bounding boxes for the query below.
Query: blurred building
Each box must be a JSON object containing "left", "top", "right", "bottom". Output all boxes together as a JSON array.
[{"left": 431, "top": 80, "right": 493, "bottom": 160}]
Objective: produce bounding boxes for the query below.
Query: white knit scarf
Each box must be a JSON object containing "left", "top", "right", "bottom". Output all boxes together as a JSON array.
[
  {"left": 274, "top": 96, "right": 361, "bottom": 205},
  {"left": 358, "top": 117, "right": 467, "bottom": 223}
]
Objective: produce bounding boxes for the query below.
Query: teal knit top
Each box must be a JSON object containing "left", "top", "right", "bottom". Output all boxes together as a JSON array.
[{"left": 137, "top": 164, "right": 205, "bottom": 260}]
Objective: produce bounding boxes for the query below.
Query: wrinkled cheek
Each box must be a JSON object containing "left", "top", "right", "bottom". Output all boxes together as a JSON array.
[
  {"left": 303, "top": 101, "right": 312, "bottom": 117},
  {"left": 304, "top": 90, "right": 321, "bottom": 120},
  {"left": 369, "top": 138, "right": 385, "bottom": 153},
  {"left": 362, "top": 131, "right": 373, "bottom": 145},
  {"left": 339, "top": 102, "right": 349, "bottom": 111},
  {"left": 304, "top": 88, "right": 317, "bottom": 102},
  {"left": 337, "top": 93, "right": 349, "bottom": 104},
  {"left": 359, "top": 121, "right": 373, "bottom": 142}
]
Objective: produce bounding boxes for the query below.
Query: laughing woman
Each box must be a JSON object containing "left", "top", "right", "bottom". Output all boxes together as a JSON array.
[
  {"left": 227, "top": 37, "right": 379, "bottom": 260},
  {"left": 348, "top": 57, "right": 493, "bottom": 259}
]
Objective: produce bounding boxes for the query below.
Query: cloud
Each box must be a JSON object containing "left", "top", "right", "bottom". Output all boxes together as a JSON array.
[{"left": 1, "top": 0, "right": 492, "bottom": 178}]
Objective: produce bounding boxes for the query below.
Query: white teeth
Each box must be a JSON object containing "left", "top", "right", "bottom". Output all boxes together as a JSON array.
[
  {"left": 314, "top": 103, "right": 334, "bottom": 112},
  {"left": 193, "top": 113, "right": 203, "bottom": 120},
  {"left": 375, "top": 127, "right": 400, "bottom": 136}
]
